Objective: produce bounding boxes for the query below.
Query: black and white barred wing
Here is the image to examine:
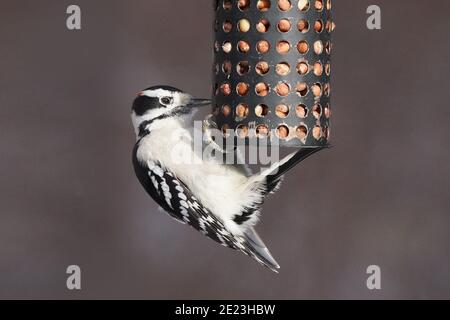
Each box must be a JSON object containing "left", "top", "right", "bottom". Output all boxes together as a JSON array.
[
  {"left": 144, "top": 160, "right": 280, "bottom": 272},
  {"left": 144, "top": 160, "right": 236, "bottom": 247}
]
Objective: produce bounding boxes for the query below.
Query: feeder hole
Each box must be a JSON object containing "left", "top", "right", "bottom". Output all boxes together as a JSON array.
[
  {"left": 325, "top": 41, "right": 332, "bottom": 54},
  {"left": 238, "top": 40, "right": 250, "bottom": 53},
  {"left": 238, "top": 0, "right": 251, "bottom": 11},
  {"left": 313, "top": 61, "right": 323, "bottom": 76},
  {"left": 312, "top": 103, "right": 322, "bottom": 119},
  {"left": 278, "top": 0, "right": 292, "bottom": 11},
  {"left": 297, "top": 61, "right": 309, "bottom": 75},
  {"left": 236, "top": 103, "right": 250, "bottom": 118},
  {"left": 276, "top": 62, "right": 291, "bottom": 76},
  {"left": 257, "top": 0, "right": 271, "bottom": 11},
  {"left": 324, "top": 126, "right": 331, "bottom": 140},
  {"left": 324, "top": 104, "right": 331, "bottom": 118},
  {"left": 277, "top": 125, "right": 289, "bottom": 139},
  {"left": 296, "top": 82, "right": 308, "bottom": 97},
  {"left": 223, "top": 0, "right": 232, "bottom": 11},
  {"left": 257, "top": 40, "right": 270, "bottom": 54},
  {"left": 222, "top": 41, "right": 232, "bottom": 53},
  {"left": 296, "top": 125, "right": 308, "bottom": 140},
  {"left": 257, "top": 19, "right": 270, "bottom": 33},
  {"left": 276, "top": 40, "right": 291, "bottom": 54},
  {"left": 312, "top": 125, "right": 322, "bottom": 140},
  {"left": 278, "top": 19, "right": 292, "bottom": 33},
  {"left": 298, "top": 0, "right": 310, "bottom": 11},
  {"left": 312, "top": 83, "right": 322, "bottom": 97},
  {"left": 255, "top": 82, "right": 270, "bottom": 96},
  {"left": 276, "top": 82, "right": 290, "bottom": 96},
  {"left": 325, "top": 62, "right": 331, "bottom": 75},
  {"left": 315, "top": 0, "right": 324, "bottom": 11},
  {"left": 297, "top": 40, "right": 309, "bottom": 54},
  {"left": 237, "top": 82, "right": 250, "bottom": 96},
  {"left": 296, "top": 104, "right": 308, "bottom": 118},
  {"left": 223, "top": 21, "right": 233, "bottom": 33},
  {"left": 314, "top": 20, "right": 323, "bottom": 33},
  {"left": 222, "top": 104, "right": 232, "bottom": 117},
  {"left": 220, "top": 83, "right": 231, "bottom": 96},
  {"left": 256, "top": 61, "right": 270, "bottom": 75},
  {"left": 222, "top": 61, "right": 232, "bottom": 74},
  {"left": 324, "top": 83, "right": 330, "bottom": 96},
  {"left": 256, "top": 124, "right": 270, "bottom": 138},
  {"left": 314, "top": 40, "right": 324, "bottom": 55},
  {"left": 237, "top": 61, "right": 250, "bottom": 75},
  {"left": 275, "top": 104, "right": 290, "bottom": 118},
  {"left": 297, "top": 19, "right": 309, "bottom": 33},
  {"left": 323, "top": 126, "right": 328, "bottom": 140},
  {"left": 236, "top": 125, "right": 249, "bottom": 138},
  {"left": 255, "top": 104, "right": 269, "bottom": 117},
  {"left": 238, "top": 19, "right": 251, "bottom": 33},
  {"left": 326, "top": 20, "right": 335, "bottom": 33}
]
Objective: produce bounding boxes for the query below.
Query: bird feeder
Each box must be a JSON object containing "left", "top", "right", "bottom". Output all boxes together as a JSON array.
[{"left": 212, "top": 0, "right": 334, "bottom": 147}]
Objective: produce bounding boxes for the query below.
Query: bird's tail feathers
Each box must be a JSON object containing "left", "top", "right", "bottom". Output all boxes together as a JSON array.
[
  {"left": 244, "top": 227, "right": 280, "bottom": 273},
  {"left": 262, "top": 147, "right": 328, "bottom": 190},
  {"left": 239, "top": 147, "right": 329, "bottom": 271}
]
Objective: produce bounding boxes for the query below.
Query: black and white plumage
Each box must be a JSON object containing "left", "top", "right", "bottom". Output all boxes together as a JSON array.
[{"left": 131, "top": 85, "right": 324, "bottom": 272}]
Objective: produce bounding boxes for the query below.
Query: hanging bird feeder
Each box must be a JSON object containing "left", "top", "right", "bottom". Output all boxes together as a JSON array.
[{"left": 212, "top": 0, "right": 334, "bottom": 147}]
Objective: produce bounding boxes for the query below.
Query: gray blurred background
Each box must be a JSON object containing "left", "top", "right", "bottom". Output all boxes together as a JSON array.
[{"left": 0, "top": 0, "right": 449, "bottom": 299}]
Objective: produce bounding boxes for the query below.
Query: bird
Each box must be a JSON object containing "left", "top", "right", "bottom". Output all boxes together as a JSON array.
[{"left": 131, "top": 85, "right": 325, "bottom": 272}]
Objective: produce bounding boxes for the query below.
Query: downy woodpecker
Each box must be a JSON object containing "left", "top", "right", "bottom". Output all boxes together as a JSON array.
[{"left": 131, "top": 85, "right": 324, "bottom": 272}]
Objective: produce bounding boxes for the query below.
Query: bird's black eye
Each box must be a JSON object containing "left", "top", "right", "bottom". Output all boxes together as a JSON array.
[{"left": 160, "top": 97, "right": 173, "bottom": 105}]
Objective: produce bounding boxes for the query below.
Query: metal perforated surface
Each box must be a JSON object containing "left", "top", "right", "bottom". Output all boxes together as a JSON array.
[{"left": 212, "top": 0, "right": 333, "bottom": 147}]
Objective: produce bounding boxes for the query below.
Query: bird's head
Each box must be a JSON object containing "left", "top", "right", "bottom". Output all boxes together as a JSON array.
[{"left": 131, "top": 85, "right": 211, "bottom": 136}]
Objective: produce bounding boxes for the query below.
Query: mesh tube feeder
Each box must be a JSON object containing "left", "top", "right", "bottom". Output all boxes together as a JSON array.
[{"left": 212, "top": 0, "right": 334, "bottom": 148}]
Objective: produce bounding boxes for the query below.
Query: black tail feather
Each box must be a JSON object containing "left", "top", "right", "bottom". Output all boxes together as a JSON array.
[{"left": 266, "top": 146, "right": 328, "bottom": 188}]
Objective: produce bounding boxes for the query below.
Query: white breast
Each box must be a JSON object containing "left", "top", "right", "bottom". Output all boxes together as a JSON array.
[{"left": 136, "top": 118, "right": 266, "bottom": 235}]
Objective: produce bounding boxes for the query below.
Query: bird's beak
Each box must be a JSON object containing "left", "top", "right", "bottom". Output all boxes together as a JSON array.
[{"left": 187, "top": 98, "right": 211, "bottom": 108}]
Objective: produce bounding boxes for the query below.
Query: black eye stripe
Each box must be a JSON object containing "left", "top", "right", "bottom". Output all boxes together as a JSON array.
[
  {"left": 132, "top": 96, "right": 159, "bottom": 115},
  {"left": 132, "top": 95, "right": 175, "bottom": 116}
]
